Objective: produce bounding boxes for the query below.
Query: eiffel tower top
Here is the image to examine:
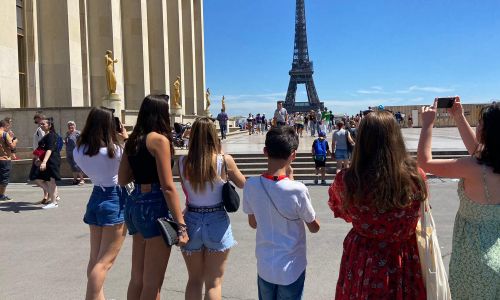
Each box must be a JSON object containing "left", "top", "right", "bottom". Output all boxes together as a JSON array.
[{"left": 292, "top": 0, "right": 311, "bottom": 69}]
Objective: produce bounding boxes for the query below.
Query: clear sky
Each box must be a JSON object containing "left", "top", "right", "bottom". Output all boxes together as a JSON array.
[{"left": 204, "top": 0, "right": 500, "bottom": 117}]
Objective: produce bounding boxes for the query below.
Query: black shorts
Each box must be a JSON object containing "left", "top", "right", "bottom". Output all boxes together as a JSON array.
[
  {"left": 314, "top": 159, "right": 326, "bottom": 168},
  {"left": 0, "top": 160, "right": 12, "bottom": 185}
]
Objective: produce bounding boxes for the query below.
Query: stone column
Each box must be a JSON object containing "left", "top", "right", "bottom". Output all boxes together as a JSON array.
[
  {"left": 121, "top": 0, "right": 150, "bottom": 110},
  {"left": 193, "top": 0, "right": 206, "bottom": 115},
  {"left": 181, "top": 0, "right": 197, "bottom": 115},
  {"left": 0, "top": 1, "right": 21, "bottom": 108},
  {"left": 25, "top": 0, "right": 41, "bottom": 108},
  {"left": 79, "top": 0, "right": 91, "bottom": 107},
  {"left": 147, "top": 0, "right": 170, "bottom": 96},
  {"left": 37, "top": 0, "right": 84, "bottom": 107},
  {"left": 167, "top": 0, "right": 185, "bottom": 115},
  {"left": 86, "top": 0, "right": 124, "bottom": 109}
]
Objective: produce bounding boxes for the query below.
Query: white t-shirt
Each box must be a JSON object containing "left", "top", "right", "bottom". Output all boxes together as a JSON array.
[
  {"left": 73, "top": 145, "right": 123, "bottom": 187},
  {"left": 243, "top": 176, "right": 316, "bottom": 285},
  {"left": 33, "top": 126, "right": 45, "bottom": 149}
]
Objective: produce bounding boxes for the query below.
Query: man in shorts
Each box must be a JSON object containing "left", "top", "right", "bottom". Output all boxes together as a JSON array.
[
  {"left": 273, "top": 101, "right": 288, "bottom": 127},
  {"left": 311, "top": 131, "right": 331, "bottom": 185},
  {"left": 0, "top": 120, "right": 17, "bottom": 201}
]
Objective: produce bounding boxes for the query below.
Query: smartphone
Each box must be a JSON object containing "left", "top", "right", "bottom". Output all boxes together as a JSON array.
[
  {"left": 436, "top": 97, "right": 455, "bottom": 109},
  {"left": 114, "top": 117, "right": 121, "bottom": 132}
]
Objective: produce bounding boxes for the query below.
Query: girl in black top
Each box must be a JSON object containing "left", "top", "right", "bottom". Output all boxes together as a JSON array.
[
  {"left": 31, "top": 117, "right": 61, "bottom": 209},
  {"left": 119, "top": 94, "right": 188, "bottom": 299}
]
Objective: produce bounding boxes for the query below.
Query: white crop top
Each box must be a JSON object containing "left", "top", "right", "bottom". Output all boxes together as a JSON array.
[
  {"left": 73, "top": 145, "right": 123, "bottom": 187},
  {"left": 179, "top": 155, "right": 225, "bottom": 207}
]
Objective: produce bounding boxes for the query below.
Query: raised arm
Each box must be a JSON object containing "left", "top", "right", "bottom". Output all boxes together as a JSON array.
[{"left": 448, "top": 97, "right": 478, "bottom": 155}]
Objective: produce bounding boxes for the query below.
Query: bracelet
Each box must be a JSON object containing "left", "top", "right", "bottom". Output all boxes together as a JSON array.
[{"left": 177, "top": 226, "right": 187, "bottom": 236}]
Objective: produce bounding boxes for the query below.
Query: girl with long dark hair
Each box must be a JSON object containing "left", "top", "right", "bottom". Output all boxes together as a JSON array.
[
  {"left": 328, "top": 111, "right": 428, "bottom": 299},
  {"left": 118, "top": 94, "right": 188, "bottom": 299},
  {"left": 73, "top": 107, "right": 128, "bottom": 300},
  {"left": 418, "top": 98, "right": 500, "bottom": 299}
]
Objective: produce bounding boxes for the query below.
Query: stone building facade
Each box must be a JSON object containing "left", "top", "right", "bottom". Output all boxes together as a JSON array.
[{"left": 0, "top": 0, "right": 206, "bottom": 115}]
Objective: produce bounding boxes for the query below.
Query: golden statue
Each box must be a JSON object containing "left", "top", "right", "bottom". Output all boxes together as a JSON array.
[
  {"left": 205, "top": 88, "right": 211, "bottom": 109},
  {"left": 221, "top": 95, "right": 226, "bottom": 111},
  {"left": 172, "top": 76, "right": 181, "bottom": 108},
  {"left": 105, "top": 50, "right": 118, "bottom": 94}
]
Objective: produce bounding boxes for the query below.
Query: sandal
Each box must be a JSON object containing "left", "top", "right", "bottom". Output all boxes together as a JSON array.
[{"left": 35, "top": 198, "right": 49, "bottom": 205}]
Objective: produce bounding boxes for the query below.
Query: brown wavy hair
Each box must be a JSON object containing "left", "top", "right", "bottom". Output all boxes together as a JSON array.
[
  {"left": 476, "top": 102, "right": 500, "bottom": 174},
  {"left": 343, "top": 111, "right": 427, "bottom": 210},
  {"left": 183, "top": 117, "right": 220, "bottom": 193}
]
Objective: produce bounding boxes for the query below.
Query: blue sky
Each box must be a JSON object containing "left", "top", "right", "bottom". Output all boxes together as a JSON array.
[{"left": 204, "top": 0, "right": 500, "bottom": 117}]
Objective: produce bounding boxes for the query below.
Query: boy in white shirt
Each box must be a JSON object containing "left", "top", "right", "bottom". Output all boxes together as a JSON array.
[{"left": 243, "top": 126, "right": 320, "bottom": 300}]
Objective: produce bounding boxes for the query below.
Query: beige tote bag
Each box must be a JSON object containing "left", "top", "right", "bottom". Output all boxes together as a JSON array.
[{"left": 415, "top": 199, "right": 451, "bottom": 300}]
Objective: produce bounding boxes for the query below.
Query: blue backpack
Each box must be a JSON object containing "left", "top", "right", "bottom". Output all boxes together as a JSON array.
[
  {"left": 313, "top": 138, "right": 328, "bottom": 160},
  {"left": 56, "top": 134, "right": 64, "bottom": 152}
]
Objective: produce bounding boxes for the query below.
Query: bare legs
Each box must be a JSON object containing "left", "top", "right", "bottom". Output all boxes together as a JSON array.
[
  {"left": 183, "top": 250, "right": 230, "bottom": 300},
  {"left": 127, "top": 235, "right": 171, "bottom": 300},
  {"left": 336, "top": 159, "right": 349, "bottom": 173},
  {"left": 86, "top": 224, "right": 126, "bottom": 300}
]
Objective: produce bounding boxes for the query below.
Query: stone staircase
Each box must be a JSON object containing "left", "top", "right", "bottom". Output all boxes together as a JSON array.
[{"left": 173, "top": 150, "right": 469, "bottom": 182}]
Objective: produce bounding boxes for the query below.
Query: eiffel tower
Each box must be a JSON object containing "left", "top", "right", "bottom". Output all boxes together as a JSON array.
[{"left": 283, "top": 0, "right": 324, "bottom": 113}]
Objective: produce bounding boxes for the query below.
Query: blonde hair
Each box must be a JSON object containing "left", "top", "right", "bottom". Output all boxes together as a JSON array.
[{"left": 183, "top": 117, "right": 220, "bottom": 193}]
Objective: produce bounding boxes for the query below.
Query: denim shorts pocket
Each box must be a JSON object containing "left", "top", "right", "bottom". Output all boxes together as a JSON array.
[{"left": 207, "top": 213, "right": 230, "bottom": 243}]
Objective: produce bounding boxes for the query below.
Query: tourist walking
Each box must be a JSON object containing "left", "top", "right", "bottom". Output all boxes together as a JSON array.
[
  {"left": 418, "top": 97, "right": 500, "bottom": 300},
  {"left": 3, "top": 117, "right": 18, "bottom": 160},
  {"left": 332, "top": 121, "right": 354, "bottom": 173},
  {"left": 273, "top": 101, "right": 288, "bottom": 128},
  {"left": 118, "top": 94, "right": 188, "bottom": 300},
  {"left": 255, "top": 113, "right": 262, "bottom": 134},
  {"left": 73, "top": 107, "right": 128, "bottom": 300},
  {"left": 30, "top": 117, "right": 61, "bottom": 209},
  {"left": 295, "top": 113, "right": 305, "bottom": 137},
  {"left": 0, "top": 120, "right": 17, "bottom": 201},
  {"left": 65, "top": 121, "right": 84, "bottom": 185},
  {"left": 216, "top": 109, "right": 228, "bottom": 139},
  {"left": 178, "top": 117, "right": 245, "bottom": 300},
  {"left": 32, "top": 113, "right": 48, "bottom": 202},
  {"left": 308, "top": 110, "right": 316, "bottom": 136},
  {"left": 328, "top": 110, "right": 427, "bottom": 299},
  {"left": 261, "top": 114, "right": 267, "bottom": 133},
  {"left": 311, "top": 131, "right": 330, "bottom": 185},
  {"left": 243, "top": 126, "right": 320, "bottom": 300}
]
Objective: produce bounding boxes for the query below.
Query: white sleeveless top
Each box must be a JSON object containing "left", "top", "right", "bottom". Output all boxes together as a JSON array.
[{"left": 179, "top": 155, "right": 225, "bottom": 207}]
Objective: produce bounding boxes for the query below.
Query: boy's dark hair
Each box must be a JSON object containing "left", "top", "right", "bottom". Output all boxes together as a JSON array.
[
  {"left": 0, "top": 120, "right": 7, "bottom": 128},
  {"left": 265, "top": 126, "right": 299, "bottom": 160}
]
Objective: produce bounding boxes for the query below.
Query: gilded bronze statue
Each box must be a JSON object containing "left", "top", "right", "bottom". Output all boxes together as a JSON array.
[
  {"left": 205, "top": 88, "right": 211, "bottom": 109},
  {"left": 172, "top": 76, "right": 181, "bottom": 108},
  {"left": 105, "top": 50, "right": 118, "bottom": 94},
  {"left": 221, "top": 95, "right": 226, "bottom": 111}
]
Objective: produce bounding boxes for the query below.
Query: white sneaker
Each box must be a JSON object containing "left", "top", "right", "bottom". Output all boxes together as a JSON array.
[{"left": 42, "top": 202, "right": 58, "bottom": 209}]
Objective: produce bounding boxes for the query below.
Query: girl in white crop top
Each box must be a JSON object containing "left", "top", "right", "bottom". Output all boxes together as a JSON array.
[{"left": 178, "top": 117, "right": 245, "bottom": 299}]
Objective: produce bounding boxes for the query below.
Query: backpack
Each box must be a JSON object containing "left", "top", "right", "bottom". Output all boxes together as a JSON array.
[
  {"left": 313, "top": 138, "right": 327, "bottom": 160},
  {"left": 56, "top": 134, "right": 64, "bottom": 152}
]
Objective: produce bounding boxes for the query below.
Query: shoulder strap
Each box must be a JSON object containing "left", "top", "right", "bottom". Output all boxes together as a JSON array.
[
  {"left": 259, "top": 176, "right": 300, "bottom": 221},
  {"left": 222, "top": 154, "right": 230, "bottom": 182},
  {"left": 216, "top": 154, "right": 223, "bottom": 177},
  {"left": 481, "top": 164, "right": 492, "bottom": 204}
]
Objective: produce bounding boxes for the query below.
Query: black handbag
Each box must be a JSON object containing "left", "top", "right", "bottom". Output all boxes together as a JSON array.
[
  {"left": 222, "top": 155, "right": 240, "bottom": 212},
  {"left": 156, "top": 217, "right": 179, "bottom": 246}
]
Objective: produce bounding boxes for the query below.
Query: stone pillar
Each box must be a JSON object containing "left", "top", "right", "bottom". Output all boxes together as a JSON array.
[
  {"left": 181, "top": 0, "right": 197, "bottom": 115},
  {"left": 121, "top": 0, "right": 150, "bottom": 110},
  {"left": 25, "top": 0, "right": 41, "bottom": 108},
  {"left": 193, "top": 0, "right": 206, "bottom": 115},
  {"left": 79, "top": 0, "right": 91, "bottom": 107},
  {"left": 86, "top": 0, "right": 124, "bottom": 109},
  {"left": 147, "top": 0, "right": 170, "bottom": 96},
  {"left": 167, "top": 0, "right": 185, "bottom": 114},
  {"left": 37, "top": 0, "right": 84, "bottom": 107},
  {"left": 0, "top": 1, "right": 21, "bottom": 108}
]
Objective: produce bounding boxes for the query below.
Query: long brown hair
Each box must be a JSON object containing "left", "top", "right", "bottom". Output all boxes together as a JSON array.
[
  {"left": 343, "top": 111, "right": 427, "bottom": 210},
  {"left": 77, "top": 107, "right": 120, "bottom": 158},
  {"left": 183, "top": 117, "right": 220, "bottom": 193}
]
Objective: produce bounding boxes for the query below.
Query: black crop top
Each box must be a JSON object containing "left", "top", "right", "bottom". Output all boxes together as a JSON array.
[{"left": 128, "top": 142, "right": 160, "bottom": 184}]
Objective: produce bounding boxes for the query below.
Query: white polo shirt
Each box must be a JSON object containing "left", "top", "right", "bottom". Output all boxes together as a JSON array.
[{"left": 243, "top": 176, "right": 316, "bottom": 285}]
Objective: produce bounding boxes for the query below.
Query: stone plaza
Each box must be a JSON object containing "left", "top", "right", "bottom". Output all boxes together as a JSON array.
[{"left": 0, "top": 130, "right": 466, "bottom": 299}]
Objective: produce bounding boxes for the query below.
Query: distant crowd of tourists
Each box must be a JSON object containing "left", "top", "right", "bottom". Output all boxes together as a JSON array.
[{"left": 1, "top": 95, "right": 498, "bottom": 300}]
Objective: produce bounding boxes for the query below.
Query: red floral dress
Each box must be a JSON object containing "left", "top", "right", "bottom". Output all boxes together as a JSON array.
[{"left": 328, "top": 170, "right": 426, "bottom": 300}]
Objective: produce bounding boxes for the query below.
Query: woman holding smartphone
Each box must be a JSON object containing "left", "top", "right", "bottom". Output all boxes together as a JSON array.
[
  {"left": 73, "top": 107, "right": 128, "bottom": 300},
  {"left": 119, "top": 94, "right": 188, "bottom": 300}
]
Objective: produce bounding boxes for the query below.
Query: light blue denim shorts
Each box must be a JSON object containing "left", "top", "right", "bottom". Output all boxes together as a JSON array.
[
  {"left": 83, "top": 185, "right": 126, "bottom": 226},
  {"left": 181, "top": 205, "right": 236, "bottom": 254},
  {"left": 335, "top": 149, "right": 349, "bottom": 160}
]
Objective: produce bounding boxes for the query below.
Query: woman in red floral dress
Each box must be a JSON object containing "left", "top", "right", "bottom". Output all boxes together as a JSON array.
[{"left": 328, "top": 111, "right": 427, "bottom": 300}]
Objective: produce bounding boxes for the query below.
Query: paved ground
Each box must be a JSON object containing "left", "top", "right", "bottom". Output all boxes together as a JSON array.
[
  {"left": 0, "top": 178, "right": 460, "bottom": 300},
  {"left": 221, "top": 127, "right": 467, "bottom": 154}
]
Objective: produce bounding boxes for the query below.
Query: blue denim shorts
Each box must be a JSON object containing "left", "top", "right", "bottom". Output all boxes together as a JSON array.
[
  {"left": 335, "top": 149, "right": 349, "bottom": 160},
  {"left": 83, "top": 185, "right": 126, "bottom": 226},
  {"left": 125, "top": 183, "right": 171, "bottom": 239},
  {"left": 181, "top": 205, "right": 236, "bottom": 254},
  {"left": 258, "top": 270, "right": 306, "bottom": 300}
]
